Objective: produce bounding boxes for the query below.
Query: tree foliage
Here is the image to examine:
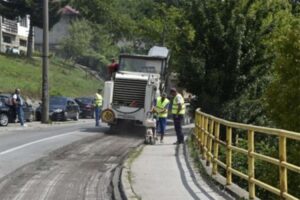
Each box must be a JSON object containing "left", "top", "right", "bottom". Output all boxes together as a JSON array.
[
  {"left": 266, "top": 19, "right": 300, "bottom": 132},
  {"left": 176, "top": 0, "right": 292, "bottom": 121},
  {"left": 60, "top": 19, "right": 118, "bottom": 78}
]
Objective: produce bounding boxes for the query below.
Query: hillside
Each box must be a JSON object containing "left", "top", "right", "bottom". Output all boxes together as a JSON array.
[{"left": 0, "top": 54, "right": 103, "bottom": 99}]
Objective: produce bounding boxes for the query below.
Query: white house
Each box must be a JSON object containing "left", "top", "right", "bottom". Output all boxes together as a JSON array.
[
  {"left": 34, "top": 6, "right": 79, "bottom": 52},
  {"left": 0, "top": 15, "right": 31, "bottom": 54}
]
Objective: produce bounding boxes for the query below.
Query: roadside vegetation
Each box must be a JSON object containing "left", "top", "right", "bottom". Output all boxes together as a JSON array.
[{"left": 0, "top": 54, "right": 102, "bottom": 98}]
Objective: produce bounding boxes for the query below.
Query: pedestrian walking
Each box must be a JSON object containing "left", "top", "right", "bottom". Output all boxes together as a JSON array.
[
  {"left": 12, "top": 88, "right": 26, "bottom": 127},
  {"left": 153, "top": 93, "right": 170, "bottom": 143},
  {"left": 170, "top": 88, "right": 185, "bottom": 144},
  {"left": 94, "top": 89, "right": 103, "bottom": 127}
]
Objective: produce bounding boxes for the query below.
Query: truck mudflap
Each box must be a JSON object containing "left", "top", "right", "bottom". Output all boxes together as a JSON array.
[{"left": 101, "top": 109, "right": 115, "bottom": 123}]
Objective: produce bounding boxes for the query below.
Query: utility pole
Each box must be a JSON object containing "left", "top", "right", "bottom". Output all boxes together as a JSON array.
[
  {"left": 41, "top": 0, "right": 49, "bottom": 123},
  {"left": 0, "top": 16, "right": 2, "bottom": 53}
]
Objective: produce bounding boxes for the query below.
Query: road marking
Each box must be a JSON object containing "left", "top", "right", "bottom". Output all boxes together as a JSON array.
[{"left": 0, "top": 131, "right": 79, "bottom": 156}]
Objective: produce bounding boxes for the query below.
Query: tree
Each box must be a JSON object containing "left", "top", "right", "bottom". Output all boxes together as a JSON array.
[
  {"left": 61, "top": 19, "right": 94, "bottom": 63},
  {"left": 71, "top": 0, "right": 136, "bottom": 42},
  {"left": 176, "top": 0, "right": 292, "bottom": 120},
  {"left": 266, "top": 20, "right": 300, "bottom": 132},
  {"left": 60, "top": 19, "right": 118, "bottom": 78},
  {"left": 0, "top": 0, "right": 69, "bottom": 57}
]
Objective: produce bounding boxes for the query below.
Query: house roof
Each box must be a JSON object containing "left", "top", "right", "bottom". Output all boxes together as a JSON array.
[{"left": 60, "top": 5, "right": 79, "bottom": 15}]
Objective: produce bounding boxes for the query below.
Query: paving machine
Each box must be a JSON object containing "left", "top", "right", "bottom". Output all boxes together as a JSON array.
[{"left": 101, "top": 46, "right": 170, "bottom": 144}]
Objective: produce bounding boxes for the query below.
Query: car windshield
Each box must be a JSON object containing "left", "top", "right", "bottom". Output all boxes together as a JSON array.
[
  {"left": 119, "top": 57, "right": 164, "bottom": 74},
  {"left": 76, "top": 98, "right": 93, "bottom": 104},
  {"left": 50, "top": 97, "right": 67, "bottom": 105}
]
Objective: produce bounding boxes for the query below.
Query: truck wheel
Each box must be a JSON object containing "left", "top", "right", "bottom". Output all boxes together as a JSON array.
[{"left": 0, "top": 113, "right": 9, "bottom": 126}]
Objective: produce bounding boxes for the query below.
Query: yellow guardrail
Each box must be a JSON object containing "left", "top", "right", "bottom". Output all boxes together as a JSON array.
[{"left": 193, "top": 109, "right": 300, "bottom": 200}]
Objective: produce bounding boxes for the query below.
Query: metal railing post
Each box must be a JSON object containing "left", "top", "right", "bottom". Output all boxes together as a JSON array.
[
  {"left": 248, "top": 130, "right": 255, "bottom": 199},
  {"left": 200, "top": 115, "right": 204, "bottom": 153},
  {"left": 279, "top": 136, "right": 287, "bottom": 198},
  {"left": 202, "top": 117, "right": 209, "bottom": 160},
  {"left": 195, "top": 113, "right": 199, "bottom": 146},
  {"left": 201, "top": 115, "right": 205, "bottom": 153},
  {"left": 212, "top": 122, "right": 220, "bottom": 175},
  {"left": 207, "top": 119, "right": 214, "bottom": 166},
  {"left": 226, "top": 127, "right": 232, "bottom": 185}
]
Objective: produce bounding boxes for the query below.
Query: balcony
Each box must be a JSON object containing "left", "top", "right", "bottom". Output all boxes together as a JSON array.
[{"left": 1, "top": 18, "right": 17, "bottom": 34}]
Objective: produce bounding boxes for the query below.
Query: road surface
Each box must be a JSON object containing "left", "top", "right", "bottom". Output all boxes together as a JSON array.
[{"left": 0, "top": 120, "right": 142, "bottom": 200}]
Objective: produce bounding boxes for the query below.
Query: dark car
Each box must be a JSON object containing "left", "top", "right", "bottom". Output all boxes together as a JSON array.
[
  {"left": 36, "top": 96, "right": 80, "bottom": 121},
  {"left": 0, "top": 93, "right": 35, "bottom": 126},
  {"left": 75, "top": 97, "right": 95, "bottom": 118}
]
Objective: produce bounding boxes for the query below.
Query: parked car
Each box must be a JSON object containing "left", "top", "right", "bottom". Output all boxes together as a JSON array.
[
  {"left": 36, "top": 96, "right": 80, "bottom": 121},
  {"left": 75, "top": 97, "right": 95, "bottom": 118},
  {"left": 0, "top": 93, "right": 35, "bottom": 126}
]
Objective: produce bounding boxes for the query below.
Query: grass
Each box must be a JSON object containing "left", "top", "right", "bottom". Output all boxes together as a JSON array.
[
  {"left": 0, "top": 54, "right": 103, "bottom": 99},
  {"left": 126, "top": 146, "right": 144, "bottom": 200}
]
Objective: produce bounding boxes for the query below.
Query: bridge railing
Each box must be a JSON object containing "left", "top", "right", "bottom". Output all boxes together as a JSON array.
[{"left": 193, "top": 109, "right": 300, "bottom": 200}]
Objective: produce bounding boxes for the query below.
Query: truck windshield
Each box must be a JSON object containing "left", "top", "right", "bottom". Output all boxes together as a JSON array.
[{"left": 119, "top": 57, "right": 164, "bottom": 74}]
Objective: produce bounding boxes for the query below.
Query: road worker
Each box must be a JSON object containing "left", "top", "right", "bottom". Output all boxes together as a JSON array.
[
  {"left": 170, "top": 88, "right": 185, "bottom": 144},
  {"left": 107, "top": 58, "right": 119, "bottom": 80},
  {"left": 94, "top": 89, "right": 103, "bottom": 127},
  {"left": 153, "top": 92, "right": 170, "bottom": 143}
]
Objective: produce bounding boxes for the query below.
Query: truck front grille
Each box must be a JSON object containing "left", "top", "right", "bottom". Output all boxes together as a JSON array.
[{"left": 113, "top": 78, "right": 147, "bottom": 108}]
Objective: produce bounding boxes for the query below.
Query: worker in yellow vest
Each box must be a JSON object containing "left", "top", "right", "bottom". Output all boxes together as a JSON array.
[
  {"left": 153, "top": 93, "right": 170, "bottom": 143},
  {"left": 94, "top": 89, "right": 103, "bottom": 127},
  {"left": 170, "top": 88, "right": 186, "bottom": 145}
]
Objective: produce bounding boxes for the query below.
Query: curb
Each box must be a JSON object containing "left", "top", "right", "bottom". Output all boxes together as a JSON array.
[
  {"left": 0, "top": 119, "right": 95, "bottom": 133},
  {"left": 119, "top": 145, "right": 144, "bottom": 200}
]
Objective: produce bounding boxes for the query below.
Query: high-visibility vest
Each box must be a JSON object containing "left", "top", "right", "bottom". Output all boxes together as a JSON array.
[
  {"left": 156, "top": 97, "right": 170, "bottom": 118},
  {"left": 95, "top": 93, "right": 103, "bottom": 107},
  {"left": 172, "top": 94, "right": 185, "bottom": 115}
]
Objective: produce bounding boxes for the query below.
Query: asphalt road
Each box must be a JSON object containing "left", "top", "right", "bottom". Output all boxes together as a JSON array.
[{"left": 0, "top": 120, "right": 143, "bottom": 200}]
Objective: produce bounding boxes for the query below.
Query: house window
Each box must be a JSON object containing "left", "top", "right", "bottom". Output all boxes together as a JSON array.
[
  {"left": 3, "top": 36, "right": 11, "bottom": 44},
  {"left": 20, "top": 17, "right": 27, "bottom": 27},
  {"left": 20, "top": 39, "right": 27, "bottom": 47}
]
